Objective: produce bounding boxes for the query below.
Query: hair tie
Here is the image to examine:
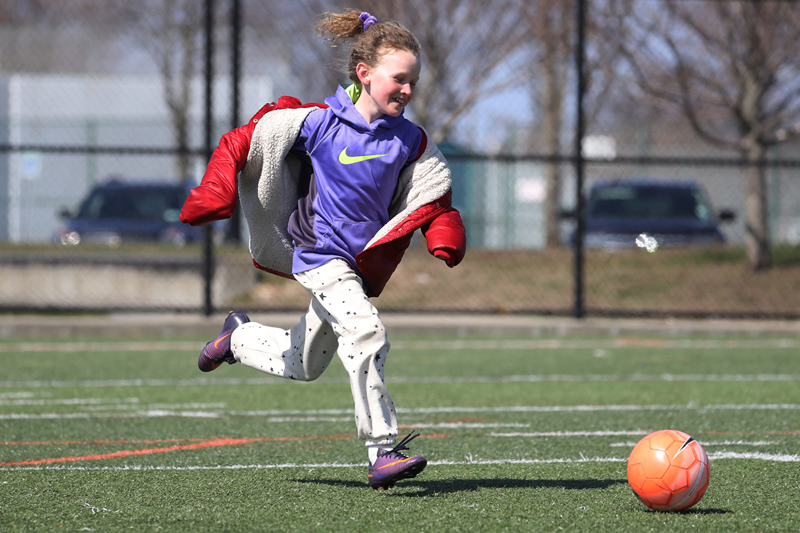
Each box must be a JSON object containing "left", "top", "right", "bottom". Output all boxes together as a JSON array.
[{"left": 360, "top": 12, "right": 378, "bottom": 32}]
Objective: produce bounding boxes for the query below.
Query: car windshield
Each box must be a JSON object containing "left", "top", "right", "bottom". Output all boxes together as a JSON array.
[
  {"left": 77, "top": 186, "right": 184, "bottom": 221},
  {"left": 587, "top": 185, "right": 712, "bottom": 220}
]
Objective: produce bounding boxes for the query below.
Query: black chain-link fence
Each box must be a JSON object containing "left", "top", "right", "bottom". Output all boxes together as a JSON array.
[{"left": 1, "top": 0, "right": 799, "bottom": 318}]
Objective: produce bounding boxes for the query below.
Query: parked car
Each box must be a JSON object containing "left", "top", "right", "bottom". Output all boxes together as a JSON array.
[
  {"left": 565, "top": 179, "right": 735, "bottom": 249},
  {"left": 55, "top": 179, "right": 201, "bottom": 247}
]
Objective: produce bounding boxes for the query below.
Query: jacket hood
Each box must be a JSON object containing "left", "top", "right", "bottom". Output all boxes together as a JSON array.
[{"left": 324, "top": 85, "right": 406, "bottom": 133}]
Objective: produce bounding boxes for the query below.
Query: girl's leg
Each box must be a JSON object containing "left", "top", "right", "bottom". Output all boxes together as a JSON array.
[
  {"left": 230, "top": 298, "right": 338, "bottom": 382},
  {"left": 294, "top": 259, "right": 398, "bottom": 446}
]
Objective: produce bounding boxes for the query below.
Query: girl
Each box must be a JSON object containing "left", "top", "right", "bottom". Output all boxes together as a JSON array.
[{"left": 180, "top": 10, "right": 466, "bottom": 490}]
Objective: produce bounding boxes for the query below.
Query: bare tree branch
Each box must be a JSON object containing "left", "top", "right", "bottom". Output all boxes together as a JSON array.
[{"left": 621, "top": 0, "right": 800, "bottom": 270}]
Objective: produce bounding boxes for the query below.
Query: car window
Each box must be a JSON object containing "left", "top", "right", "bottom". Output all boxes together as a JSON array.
[
  {"left": 77, "top": 191, "right": 107, "bottom": 219},
  {"left": 76, "top": 186, "right": 185, "bottom": 220},
  {"left": 132, "top": 188, "right": 183, "bottom": 219},
  {"left": 588, "top": 185, "right": 712, "bottom": 220}
]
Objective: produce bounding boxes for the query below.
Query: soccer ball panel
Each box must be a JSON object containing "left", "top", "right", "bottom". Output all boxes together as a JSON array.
[
  {"left": 662, "top": 464, "right": 690, "bottom": 491},
  {"left": 627, "top": 463, "right": 647, "bottom": 491},
  {"left": 646, "top": 432, "right": 675, "bottom": 451},
  {"left": 640, "top": 449, "right": 670, "bottom": 478},
  {"left": 667, "top": 461, "right": 709, "bottom": 511},
  {"left": 639, "top": 479, "right": 671, "bottom": 507}
]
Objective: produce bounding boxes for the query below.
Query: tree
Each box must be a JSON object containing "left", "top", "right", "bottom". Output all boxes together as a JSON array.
[
  {"left": 621, "top": 1, "right": 800, "bottom": 270},
  {"left": 109, "top": 0, "right": 210, "bottom": 181},
  {"left": 256, "top": 0, "right": 528, "bottom": 144},
  {"left": 522, "top": 0, "right": 572, "bottom": 248},
  {"left": 242, "top": 0, "right": 345, "bottom": 102},
  {"left": 522, "top": 0, "right": 626, "bottom": 248},
  {"left": 374, "top": 0, "right": 528, "bottom": 144}
]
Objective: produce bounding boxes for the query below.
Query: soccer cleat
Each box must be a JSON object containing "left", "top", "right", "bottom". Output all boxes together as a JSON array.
[
  {"left": 198, "top": 311, "right": 250, "bottom": 372},
  {"left": 368, "top": 432, "right": 427, "bottom": 490}
]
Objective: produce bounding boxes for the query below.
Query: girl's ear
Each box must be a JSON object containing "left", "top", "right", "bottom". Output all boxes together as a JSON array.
[{"left": 355, "top": 62, "right": 371, "bottom": 86}]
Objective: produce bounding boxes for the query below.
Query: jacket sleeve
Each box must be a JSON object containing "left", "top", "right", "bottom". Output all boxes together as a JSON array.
[
  {"left": 423, "top": 207, "right": 466, "bottom": 268},
  {"left": 179, "top": 103, "right": 275, "bottom": 226}
]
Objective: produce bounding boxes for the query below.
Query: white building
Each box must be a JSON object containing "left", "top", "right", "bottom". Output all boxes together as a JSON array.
[{"left": 0, "top": 74, "right": 273, "bottom": 242}]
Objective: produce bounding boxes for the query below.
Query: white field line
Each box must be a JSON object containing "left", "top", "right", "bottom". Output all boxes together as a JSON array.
[
  {"left": 393, "top": 339, "right": 800, "bottom": 350},
  {"left": 0, "top": 412, "right": 353, "bottom": 421},
  {"left": 1, "top": 451, "right": 798, "bottom": 472},
  {"left": 609, "top": 440, "right": 780, "bottom": 447},
  {"left": 708, "top": 451, "right": 800, "bottom": 461},
  {"left": 81, "top": 403, "right": 227, "bottom": 412},
  {"left": 402, "top": 374, "right": 800, "bottom": 383},
  {"left": 3, "top": 403, "right": 800, "bottom": 420},
  {"left": 0, "top": 392, "right": 38, "bottom": 399},
  {"left": 0, "top": 341, "right": 206, "bottom": 353},
  {"left": 0, "top": 398, "right": 140, "bottom": 406},
  {"left": 2, "top": 338, "right": 799, "bottom": 354},
  {"left": 0, "top": 377, "right": 294, "bottom": 389},
  {"left": 403, "top": 423, "right": 531, "bottom": 429},
  {"left": 401, "top": 404, "right": 800, "bottom": 414},
  {"left": 491, "top": 431, "right": 650, "bottom": 437},
  {"left": 0, "top": 396, "right": 223, "bottom": 411},
  {"left": 474, "top": 434, "right": 786, "bottom": 446},
  {"left": 3, "top": 373, "right": 800, "bottom": 390}
]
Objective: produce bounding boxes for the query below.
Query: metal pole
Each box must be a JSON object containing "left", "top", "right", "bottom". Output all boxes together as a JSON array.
[
  {"left": 231, "top": 0, "right": 241, "bottom": 131},
  {"left": 225, "top": 0, "right": 243, "bottom": 243},
  {"left": 202, "top": 0, "right": 215, "bottom": 316},
  {"left": 573, "top": 0, "right": 586, "bottom": 318}
]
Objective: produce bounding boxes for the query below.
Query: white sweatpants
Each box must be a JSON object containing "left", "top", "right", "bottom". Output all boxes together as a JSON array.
[{"left": 230, "top": 259, "right": 398, "bottom": 447}]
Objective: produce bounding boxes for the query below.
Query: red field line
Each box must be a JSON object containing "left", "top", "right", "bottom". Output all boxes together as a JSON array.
[
  {"left": 0, "top": 433, "right": 449, "bottom": 466},
  {"left": 1, "top": 437, "right": 259, "bottom": 465},
  {"left": 2, "top": 438, "right": 209, "bottom": 446},
  {"left": 0, "top": 434, "right": 352, "bottom": 466}
]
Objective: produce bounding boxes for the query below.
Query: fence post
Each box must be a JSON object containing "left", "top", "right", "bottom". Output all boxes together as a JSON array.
[
  {"left": 202, "top": 0, "right": 215, "bottom": 316},
  {"left": 225, "top": 0, "right": 243, "bottom": 244},
  {"left": 573, "top": 0, "right": 586, "bottom": 318}
]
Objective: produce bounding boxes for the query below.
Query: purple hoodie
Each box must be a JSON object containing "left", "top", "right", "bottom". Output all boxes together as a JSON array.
[{"left": 288, "top": 86, "right": 423, "bottom": 280}]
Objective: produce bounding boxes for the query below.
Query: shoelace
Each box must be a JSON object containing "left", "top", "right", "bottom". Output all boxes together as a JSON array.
[{"left": 379, "top": 431, "right": 420, "bottom": 459}]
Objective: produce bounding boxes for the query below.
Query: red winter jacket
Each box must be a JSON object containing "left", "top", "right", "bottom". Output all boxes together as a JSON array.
[{"left": 180, "top": 96, "right": 466, "bottom": 297}]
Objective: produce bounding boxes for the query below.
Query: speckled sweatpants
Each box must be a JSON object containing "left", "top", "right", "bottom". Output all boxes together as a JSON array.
[{"left": 230, "top": 259, "right": 398, "bottom": 447}]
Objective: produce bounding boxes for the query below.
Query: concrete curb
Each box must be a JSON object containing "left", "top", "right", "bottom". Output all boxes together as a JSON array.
[{"left": 2, "top": 312, "right": 799, "bottom": 339}]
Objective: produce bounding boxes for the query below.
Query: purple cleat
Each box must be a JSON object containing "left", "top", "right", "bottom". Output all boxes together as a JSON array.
[
  {"left": 198, "top": 311, "right": 250, "bottom": 372},
  {"left": 368, "top": 432, "right": 427, "bottom": 490}
]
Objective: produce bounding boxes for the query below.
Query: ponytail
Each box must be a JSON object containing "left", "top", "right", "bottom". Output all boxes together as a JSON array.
[
  {"left": 315, "top": 10, "right": 366, "bottom": 44},
  {"left": 315, "top": 10, "right": 421, "bottom": 86}
]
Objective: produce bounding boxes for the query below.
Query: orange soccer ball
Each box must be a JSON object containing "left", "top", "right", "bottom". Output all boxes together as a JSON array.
[{"left": 627, "top": 429, "right": 710, "bottom": 511}]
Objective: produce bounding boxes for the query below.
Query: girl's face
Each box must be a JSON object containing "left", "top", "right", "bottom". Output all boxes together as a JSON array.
[{"left": 355, "top": 48, "right": 421, "bottom": 123}]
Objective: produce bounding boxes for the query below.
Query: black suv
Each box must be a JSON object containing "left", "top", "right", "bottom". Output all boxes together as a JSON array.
[
  {"left": 566, "top": 179, "right": 735, "bottom": 249},
  {"left": 55, "top": 179, "right": 201, "bottom": 247}
]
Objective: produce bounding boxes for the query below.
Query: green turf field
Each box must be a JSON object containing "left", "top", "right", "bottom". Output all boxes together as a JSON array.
[{"left": 1, "top": 333, "right": 799, "bottom": 532}]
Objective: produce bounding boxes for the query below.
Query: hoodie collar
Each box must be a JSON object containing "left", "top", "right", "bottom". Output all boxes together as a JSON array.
[{"left": 324, "top": 85, "right": 405, "bottom": 132}]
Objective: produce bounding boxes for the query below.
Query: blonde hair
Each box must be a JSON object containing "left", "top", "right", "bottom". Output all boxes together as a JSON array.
[{"left": 315, "top": 10, "right": 421, "bottom": 86}]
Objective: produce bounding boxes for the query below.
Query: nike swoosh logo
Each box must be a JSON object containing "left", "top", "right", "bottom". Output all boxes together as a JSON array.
[
  {"left": 377, "top": 457, "right": 412, "bottom": 469},
  {"left": 338, "top": 147, "right": 388, "bottom": 165},
  {"left": 214, "top": 332, "right": 232, "bottom": 349}
]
